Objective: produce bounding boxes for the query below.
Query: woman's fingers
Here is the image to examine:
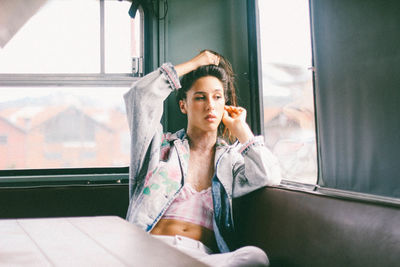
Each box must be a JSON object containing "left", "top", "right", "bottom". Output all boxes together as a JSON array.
[
  {"left": 224, "top": 106, "right": 245, "bottom": 119},
  {"left": 213, "top": 54, "right": 220, "bottom": 65},
  {"left": 176, "top": 50, "right": 220, "bottom": 76},
  {"left": 207, "top": 52, "right": 219, "bottom": 66},
  {"left": 198, "top": 50, "right": 219, "bottom": 66},
  {"left": 222, "top": 110, "right": 231, "bottom": 121},
  {"left": 222, "top": 106, "right": 254, "bottom": 143}
]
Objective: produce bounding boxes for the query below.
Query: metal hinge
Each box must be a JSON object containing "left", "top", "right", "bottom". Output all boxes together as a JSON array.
[{"left": 132, "top": 57, "right": 144, "bottom": 77}]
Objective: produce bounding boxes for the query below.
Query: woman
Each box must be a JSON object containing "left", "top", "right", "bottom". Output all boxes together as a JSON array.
[{"left": 124, "top": 50, "right": 281, "bottom": 266}]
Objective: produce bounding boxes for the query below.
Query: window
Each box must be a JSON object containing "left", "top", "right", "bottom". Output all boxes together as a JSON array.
[
  {"left": 0, "top": 0, "right": 144, "bottom": 170},
  {"left": 258, "top": 0, "right": 317, "bottom": 184}
]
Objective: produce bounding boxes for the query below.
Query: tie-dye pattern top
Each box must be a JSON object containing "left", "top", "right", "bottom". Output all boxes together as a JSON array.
[{"left": 162, "top": 183, "right": 214, "bottom": 230}]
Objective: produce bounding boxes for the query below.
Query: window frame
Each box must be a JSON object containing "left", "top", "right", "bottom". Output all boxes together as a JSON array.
[
  {"left": 0, "top": 73, "right": 138, "bottom": 87},
  {"left": 250, "top": 0, "right": 400, "bottom": 208},
  {"left": 0, "top": 1, "right": 146, "bottom": 185},
  {"left": 0, "top": 0, "right": 145, "bottom": 86},
  {"left": 246, "top": 0, "right": 264, "bottom": 136},
  {"left": 252, "top": 0, "right": 319, "bottom": 186},
  {"left": 0, "top": 167, "right": 129, "bottom": 187}
]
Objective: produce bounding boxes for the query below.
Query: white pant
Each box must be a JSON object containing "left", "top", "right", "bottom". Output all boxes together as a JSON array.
[{"left": 152, "top": 235, "right": 269, "bottom": 267}]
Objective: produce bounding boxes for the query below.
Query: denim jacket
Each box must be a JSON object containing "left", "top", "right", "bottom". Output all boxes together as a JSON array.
[{"left": 124, "top": 63, "right": 282, "bottom": 253}]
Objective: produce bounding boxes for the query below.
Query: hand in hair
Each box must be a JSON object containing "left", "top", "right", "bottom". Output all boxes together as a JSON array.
[
  {"left": 175, "top": 50, "right": 220, "bottom": 77},
  {"left": 222, "top": 106, "right": 254, "bottom": 144}
]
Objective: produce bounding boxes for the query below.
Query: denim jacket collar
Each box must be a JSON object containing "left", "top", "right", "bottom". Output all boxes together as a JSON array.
[{"left": 169, "top": 128, "right": 228, "bottom": 146}]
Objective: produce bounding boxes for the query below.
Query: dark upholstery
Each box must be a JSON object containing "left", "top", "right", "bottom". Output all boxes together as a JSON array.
[
  {"left": 0, "top": 184, "right": 129, "bottom": 219},
  {"left": 233, "top": 187, "right": 400, "bottom": 267}
]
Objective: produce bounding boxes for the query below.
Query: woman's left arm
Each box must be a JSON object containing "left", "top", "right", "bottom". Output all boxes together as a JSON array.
[{"left": 223, "top": 106, "right": 282, "bottom": 197}]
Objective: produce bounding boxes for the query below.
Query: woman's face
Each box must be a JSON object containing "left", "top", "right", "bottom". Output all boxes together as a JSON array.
[{"left": 179, "top": 76, "right": 225, "bottom": 133}]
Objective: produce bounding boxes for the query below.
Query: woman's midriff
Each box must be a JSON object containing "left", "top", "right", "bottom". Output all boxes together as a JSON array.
[{"left": 150, "top": 218, "right": 218, "bottom": 251}]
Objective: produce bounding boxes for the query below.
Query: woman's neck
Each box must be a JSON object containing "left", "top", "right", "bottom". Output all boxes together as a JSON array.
[{"left": 186, "top": 128, "right": 217, "bottom": 151}]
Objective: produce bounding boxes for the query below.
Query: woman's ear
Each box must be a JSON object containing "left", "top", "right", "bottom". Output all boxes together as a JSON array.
[{"left": 179, "top": 99, "right": 187, "bottom": 114}]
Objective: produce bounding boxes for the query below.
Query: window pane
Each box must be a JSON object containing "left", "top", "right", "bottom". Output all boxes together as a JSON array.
[
  {"left": 0, "top": 87, "right": 130, "bottom": 169},
  {"left": 258, "top": 0, "right": 317, "bottom": 184},
  {"left": 0, "top": 0, "right": 100, "bottom": 74},
  {"left": 105, "top": 1, "right": 141, "bottom": 73}
]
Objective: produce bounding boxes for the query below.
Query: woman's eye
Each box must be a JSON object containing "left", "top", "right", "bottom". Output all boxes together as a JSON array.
[{"left": 195, "top": 96, "right": 205, "bottom": 100}]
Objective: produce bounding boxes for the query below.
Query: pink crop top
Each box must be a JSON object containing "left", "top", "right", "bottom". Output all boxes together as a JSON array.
[{"left": 162, "top": 183, "right": 214, "bottom": 230}]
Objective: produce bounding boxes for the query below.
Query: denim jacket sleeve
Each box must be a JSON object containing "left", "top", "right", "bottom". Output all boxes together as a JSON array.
[
  {"left": 124, "top": 63, "right": 181, "bottom": 198},
  {"left": 231, "top": 136, "right": 282, "bottom": 198}
]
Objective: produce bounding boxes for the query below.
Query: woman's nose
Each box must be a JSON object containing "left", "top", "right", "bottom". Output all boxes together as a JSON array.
[{"left": 206, "top": 98, "right": 215, "bottom": 110}]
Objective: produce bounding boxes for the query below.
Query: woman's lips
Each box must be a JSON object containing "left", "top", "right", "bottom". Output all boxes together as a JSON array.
[{"left": 205, "top": 114, "right": 217, "bottom": 122}]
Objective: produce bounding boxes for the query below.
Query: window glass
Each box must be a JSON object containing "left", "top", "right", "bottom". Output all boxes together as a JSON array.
[
  {"left": 0, "top": 0, "right": 143, "bottom": 170},
  {"left": 0, "top": 0, "right": 140, "bottom": 74},
  {"left": 105, "top": 1, "right": 141, "bottom": 73},
  {"left": 258, "top": 0, "right": 317, "bottom": 184},
  {"left": 0, "top": 87, "right": 130, "bottom": 169},
  {"left": 0, "top": 0, "right": 100, "bottom": 73}
]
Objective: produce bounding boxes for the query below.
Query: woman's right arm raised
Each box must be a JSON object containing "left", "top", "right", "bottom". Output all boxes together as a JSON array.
[
  {"left": 124, "top": 50, "right": 219, "bottom": 146},
  {"left": 124, "top": 50, "right": 219, "bottom": 134},
  {"left": 123, "top": 50, "right": 219, "bottom": 195},
  {"left": 123, "top": 63, "right": 179, "bottom": 191}
]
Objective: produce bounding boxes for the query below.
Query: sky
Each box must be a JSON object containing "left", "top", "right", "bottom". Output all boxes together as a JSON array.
[
  {"left": 258, "top": 0, "right": 313, "bottom": 97},
  {"left": 0, "top": 0, "right": 138, "bottom": 74},
  {"left": 258, "top": 0, "right": 312, "bottom": 67}
]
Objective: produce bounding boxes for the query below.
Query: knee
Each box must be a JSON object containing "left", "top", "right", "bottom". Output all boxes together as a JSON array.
[{"left": 233, "top": 246, "right": 270, "bottom": 267}]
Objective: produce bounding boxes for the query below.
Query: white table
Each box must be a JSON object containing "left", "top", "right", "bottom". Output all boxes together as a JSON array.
[{"left": 0, "top": 216, "right": 207, "bottom": 266}]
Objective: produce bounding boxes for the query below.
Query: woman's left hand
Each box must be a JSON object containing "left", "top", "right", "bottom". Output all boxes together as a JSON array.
[{"left": 222, "top": 106, "right": 254, "bottom": 143}]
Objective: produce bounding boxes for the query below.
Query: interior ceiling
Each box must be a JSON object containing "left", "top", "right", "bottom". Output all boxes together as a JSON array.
[{"left": 0, "top": 0, "right": 48, "bottom": 48}]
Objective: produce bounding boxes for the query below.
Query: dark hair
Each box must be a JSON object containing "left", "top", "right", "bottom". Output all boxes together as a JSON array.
[{"left": 177, "top": 51, "right": 237, "bottom": 142}]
